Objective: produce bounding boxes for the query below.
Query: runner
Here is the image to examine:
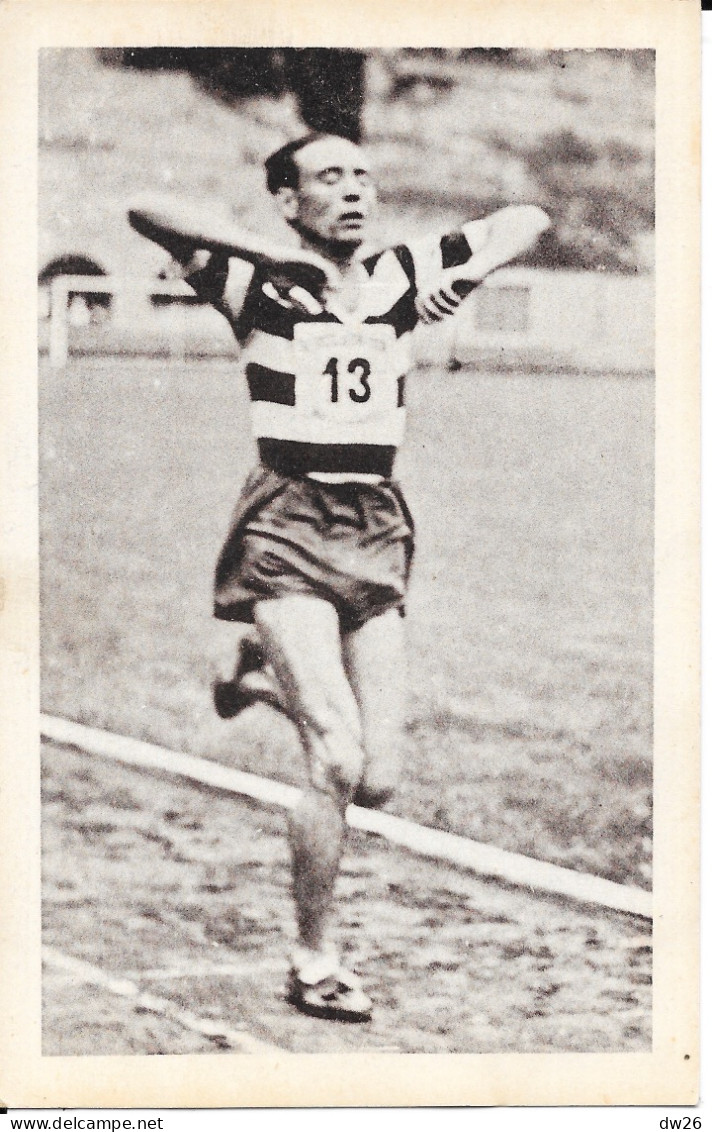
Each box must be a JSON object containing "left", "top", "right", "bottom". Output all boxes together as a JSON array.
[{"left": 129, "top": 132, "right": 549, "bottom": 1022}]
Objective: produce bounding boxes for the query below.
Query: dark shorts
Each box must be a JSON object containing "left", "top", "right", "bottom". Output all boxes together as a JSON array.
[{"left": 214, "top": 466, "right": 415, "bottom": 632}]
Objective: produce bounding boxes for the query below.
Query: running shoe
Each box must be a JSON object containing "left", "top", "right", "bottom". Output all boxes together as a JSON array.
[
  {"left": 286, "top": 965, "right": 372, "bottom": 1024},
  {"left": 212, "top": 634, "right": 264, "bottom": 719}
]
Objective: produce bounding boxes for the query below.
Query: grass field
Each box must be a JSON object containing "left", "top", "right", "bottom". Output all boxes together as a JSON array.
[{"left": 40, "top": 355, "right": 654, "bottom": 889}]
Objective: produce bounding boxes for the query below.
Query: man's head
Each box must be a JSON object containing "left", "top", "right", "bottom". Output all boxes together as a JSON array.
[{"left": 265, "top": 133, "right": 376, "bottom": 254}]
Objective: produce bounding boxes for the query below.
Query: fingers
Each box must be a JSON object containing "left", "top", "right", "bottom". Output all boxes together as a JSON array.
[
  {"left": 416, "top": 286, "right": 463, "bottom": 324},
  {"left": 287, "top": 286, "right": 324, "bottom": 316},
  {"left": 262, "top": 253, "right": 341, "bottom": 308},
  {"left": 416, "top": 297, "right": 441, "bottom": 324},
  {"left": 261, "top": 281, "right": 325, "bottom": 315},
  {"left": 262, "top": 281, "right": 292, "bottom": 308},
  {"left": 435, "top": 285, "right": 462, "bottom": 312}
]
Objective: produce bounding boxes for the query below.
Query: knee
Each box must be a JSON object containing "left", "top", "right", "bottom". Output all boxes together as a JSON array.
[{"left": 302, "top": 704, "right": 365, "bottom": 803}]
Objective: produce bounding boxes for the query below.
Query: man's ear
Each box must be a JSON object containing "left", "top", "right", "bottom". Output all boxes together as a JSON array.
[{"left": 275, "top": 186, "right": 298, "bottom": 223}]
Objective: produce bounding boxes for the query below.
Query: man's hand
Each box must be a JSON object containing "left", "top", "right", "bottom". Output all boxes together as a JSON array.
[
  {"left": 254, "top": 249, "right": 341, "bottom": 315},
  {"left": 261, "top": 281, "right": 328, "bottom": 316},
  {"left": 416, "top": 272, "right": 479, "bottom": 325},
  {"left": 415, "top": 205, "right": 550, "bottom": 325},
  {"left": 254, "top": 247, "right": 341, "bottom": 296}
]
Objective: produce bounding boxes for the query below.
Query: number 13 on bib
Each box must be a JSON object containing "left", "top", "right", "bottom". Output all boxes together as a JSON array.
[{"left": 292, "top": 323, "right": 408, "bottom": 446}]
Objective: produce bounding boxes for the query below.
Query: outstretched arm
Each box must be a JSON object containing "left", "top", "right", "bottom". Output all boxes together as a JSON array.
[
  {"left": 459, "top": 205, "right": 551, "bottom": 280},
  {"left": 415, "top": 205, "right": 550, "bottom": 323},
  {"left": 128, "top": 195, "right": 341, "bottom": 307}
]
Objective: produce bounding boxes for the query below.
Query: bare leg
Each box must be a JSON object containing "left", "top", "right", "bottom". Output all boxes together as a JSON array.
[
  {"left": 253, "top": 595, "right": 364, "bottom": 962},
  {"left": 220, "top": 609, "right": 407, "bottom": 814},
  {"left": 343, "top": 609, "right": 407, "bottom": 809},
  {"left": 289, "top": 789, "right": 345, "bottom": 954}
]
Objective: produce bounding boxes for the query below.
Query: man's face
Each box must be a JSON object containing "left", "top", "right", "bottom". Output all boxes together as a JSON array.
[{"left": 286, "top": 136, "right": 377, "bottom": 247}]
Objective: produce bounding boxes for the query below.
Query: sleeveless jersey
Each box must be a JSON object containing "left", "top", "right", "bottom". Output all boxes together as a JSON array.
[{"left": 187, "top": 230, "right": 474, "bottom": 478}]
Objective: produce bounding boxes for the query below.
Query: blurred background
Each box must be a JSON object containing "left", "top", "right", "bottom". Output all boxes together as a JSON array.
[{"left": 38, "top": 47, "right": 654, "bottom": 372}]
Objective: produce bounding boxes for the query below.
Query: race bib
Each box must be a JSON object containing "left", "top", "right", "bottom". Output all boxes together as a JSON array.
[{"left": 292, "top": 323, "right": 399, "bottom": 426}]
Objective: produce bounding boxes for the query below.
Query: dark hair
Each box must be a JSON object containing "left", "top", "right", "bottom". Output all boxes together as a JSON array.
[{"left": 264, "top": 132, "right": 348, "bottom": 194}]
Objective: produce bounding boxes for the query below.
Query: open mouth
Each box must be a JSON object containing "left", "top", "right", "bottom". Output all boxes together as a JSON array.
[{"left": 339, "top": 211, "right": 365, "bottom": 225}]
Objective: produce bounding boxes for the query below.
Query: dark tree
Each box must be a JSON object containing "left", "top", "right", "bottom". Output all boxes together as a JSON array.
[
  {"left": 283, "top": 49, "right": 365, "bottom": 141},
  {"left": 103, "top": 47, "right": 365, "bottom": 138}
]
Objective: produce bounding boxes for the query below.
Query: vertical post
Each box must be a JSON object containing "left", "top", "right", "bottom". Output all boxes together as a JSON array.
[{"left": 49, "top": 276, "right": 69, "bottom": 368}]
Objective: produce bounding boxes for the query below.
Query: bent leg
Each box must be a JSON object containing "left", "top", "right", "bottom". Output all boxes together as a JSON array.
[
  {"left": 343, "top": 609, "right": 406, "bottom": 810},
  {"left": 238, "top": 663, "right": 288, "bottom": 714},
  {"left": 253, "top": 595, "right": 365, "bottom": 959},
  {"left": 213, "top": 628, "right": 290, "bottom": 718}
]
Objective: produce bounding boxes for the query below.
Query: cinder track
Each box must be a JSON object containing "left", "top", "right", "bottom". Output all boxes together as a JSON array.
[{"left": 42, "top": 740, "right": 652, "bottom": 1055}]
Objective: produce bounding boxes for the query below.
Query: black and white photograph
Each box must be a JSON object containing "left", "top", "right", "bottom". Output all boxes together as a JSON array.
[{"left": 0, "top": 0, "right": 700, "bottom": 1112}]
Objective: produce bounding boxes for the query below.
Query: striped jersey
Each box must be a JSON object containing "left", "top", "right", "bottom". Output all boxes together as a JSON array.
[{"left": 187, "top": 229, "right": 474, "bottom": 478}]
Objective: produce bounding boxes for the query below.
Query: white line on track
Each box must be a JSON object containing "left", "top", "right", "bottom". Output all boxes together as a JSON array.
[
  {"left": 41, "top": 712, "right": 653, "bottom": 919},
  {"left": 124, "top": 960, "right": 284, "bottom": 980},
  {"left": 42, "top": 946, "right": 285, "bottom": 1054}
]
